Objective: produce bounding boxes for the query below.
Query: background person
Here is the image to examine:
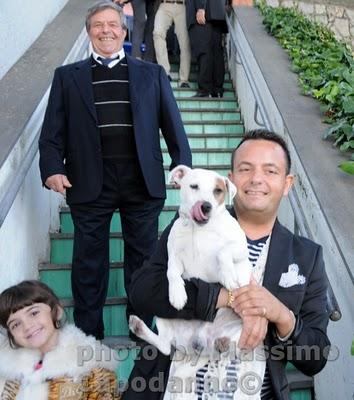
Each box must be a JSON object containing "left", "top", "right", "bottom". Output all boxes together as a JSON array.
[
  {"left": 123, "top": 129, "right": 330, "bottom": 400},
  {"left": 186, "top": 0, "right": 228, "bottom": 97},
  {"left": 39, "top": 1, "right": 192, "bottom": 341}
]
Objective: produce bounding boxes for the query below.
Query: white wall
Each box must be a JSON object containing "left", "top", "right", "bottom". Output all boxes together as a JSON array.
[
  {"left": 0, "top": 0, "right": 69, "bottom": 80},
  {"left": 0, "top": 153, "right": 64, "bottom": 292}
]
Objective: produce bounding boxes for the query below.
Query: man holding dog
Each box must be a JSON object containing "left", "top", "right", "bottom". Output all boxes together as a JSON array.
[
  {"left": 124, "top": 129, "right": 330, "bottom": 399},
  {"left": 39, "top": 1, "right": 191, "bottom": 341}
]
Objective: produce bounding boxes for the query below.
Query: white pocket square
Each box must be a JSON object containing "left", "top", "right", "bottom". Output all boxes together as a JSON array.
[{"left": 279, "top": 264, "right": 306, "bottom": 288}]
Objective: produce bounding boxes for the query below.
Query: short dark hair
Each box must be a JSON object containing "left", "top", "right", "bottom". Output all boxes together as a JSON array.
[
  {"left": 231, "top": 129, "right": 291, "bottom": 174},
  {"left": 85, "top": 1, "right": 128, "bottom": 32},
  {"left": 0, "top": 280, "right": 63, "bottom": 348}
]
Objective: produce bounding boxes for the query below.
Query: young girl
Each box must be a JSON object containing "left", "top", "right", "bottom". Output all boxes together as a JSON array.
[{"left": 0, "top": 280, "right": 120, "bottom": 399}]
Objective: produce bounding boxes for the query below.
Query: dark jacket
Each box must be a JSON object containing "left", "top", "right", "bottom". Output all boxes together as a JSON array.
[
  {"left": 123, "top": 210, "right": 330, "bottom": 400},
  {"left": 186, "top": 0, "right": 227, "bottom": 30},
  {"left": 39, "top": 55, "right": 191, "bottom": 205}
]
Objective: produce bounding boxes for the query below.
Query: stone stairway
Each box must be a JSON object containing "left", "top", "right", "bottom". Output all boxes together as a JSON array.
[{"left": 38, "top": 64, "right": 312, "bottom": 399}]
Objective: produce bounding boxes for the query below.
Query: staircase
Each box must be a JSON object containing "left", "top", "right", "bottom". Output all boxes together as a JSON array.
[{"left": 39, "top": 64, "right": 311, "bottom": 399}]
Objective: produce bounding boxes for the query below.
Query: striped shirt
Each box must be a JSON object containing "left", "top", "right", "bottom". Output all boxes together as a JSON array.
[{"left": 247, "top": 236, "right": 274, "bottom": 400}]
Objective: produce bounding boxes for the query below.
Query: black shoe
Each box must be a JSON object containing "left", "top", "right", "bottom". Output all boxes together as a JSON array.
[
  {"left": 192, "top": 91, "right": 211, "bottom": 98},
  {"left": 179, "top": 81, "right": 190, "bottom": 88},
  {"left": 211, "top": 92, "right": 223, "bottom": 98}
]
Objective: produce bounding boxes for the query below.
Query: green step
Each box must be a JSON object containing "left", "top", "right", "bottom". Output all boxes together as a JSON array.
[
  {"left": 176, "top": 99, "right": 238, "bottom": 110},
  {"left": 180, "top": 110, "right": 241, "bottom": 121},
  {"left": 171, "top": 81, "right": 233, "bottom": 90},
  {"left": 59, "top": 207, "right": 177, "bottom": 234},
  {"left": 164, "top": 166, "right": 230, "bottom": 180},
  {"left": 163, "top": 148, "right": 233, "bottom": 166},
  {"left": 170, "top": 63, "right": 198, "bottom": 73},
  {"left": 64, "top": 301, "right": 129, "bottom": 336},
  {"left": 161, "top": 135, "right": 242, "bottom": 150},
  {"left": 170, "top": 71, "right": 230, "bottom": 81},
  {"left": 184, "top": 122, "right": 243, "bottom": 135},
  {"left": 40, "top": 264, "right": 126, "bottom": 298},
  {"left": 50, "top": 232, "right": 125, "bottom": 263},
  {"left": 174, "top": 90, "right": 235, "bottom": 99}
]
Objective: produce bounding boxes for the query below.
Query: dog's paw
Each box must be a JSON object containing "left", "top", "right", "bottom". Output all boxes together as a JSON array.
[
  {"left": 214, "top": 336, "right": 231, "bottom": 353},
  {"left": 169, "top": 282, "right": 188, "bottom": 310},
  {"left": 191, "top": 336, "right": 206, "bottom": 354},
  {"left": 129, "top": 315, "right": 145, "bottom": 338}
]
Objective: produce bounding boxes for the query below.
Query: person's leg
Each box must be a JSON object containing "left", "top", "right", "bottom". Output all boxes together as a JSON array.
[
  {"left": 116, "top": 163, "right": 164, "bottom": 327},
  {"left": 70, "top": 163, "right": 118, "bottom": 340},
  {"left": 153, "top": 4, "right": 173, "bottom": 77},
  {"left": 144, "top": 0, "right": 159, "bottom": 62},
  {"left": 173, "top": 4, "right": 191, "bottom": 84},
  {"left": 131, "top": 0, "right": 146, "bottom": 59},
  {"left": 211, "top": 24, "right": 225, "bottom": 97},
  {"left": 191, "top": 23, "right": 213, "bottom": 95}
]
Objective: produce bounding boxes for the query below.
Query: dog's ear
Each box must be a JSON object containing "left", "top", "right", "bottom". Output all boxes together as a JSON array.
[
  {"left": 225, "top": 177, "right": 237, "bottom": 200},
  {"left": 169, "top": 165, "right": 191, "bottom": 185}
]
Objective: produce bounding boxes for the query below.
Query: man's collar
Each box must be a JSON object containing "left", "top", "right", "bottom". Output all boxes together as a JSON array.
[{"left": 91, "top": 48, "right": 126, "bottom": 67}]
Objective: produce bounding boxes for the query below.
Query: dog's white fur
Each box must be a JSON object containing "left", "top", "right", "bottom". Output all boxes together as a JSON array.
[{"left": 130, "top": 166, "right": 265, "bottom": 397}]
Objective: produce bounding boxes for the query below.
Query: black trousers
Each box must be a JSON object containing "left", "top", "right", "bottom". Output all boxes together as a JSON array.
[
  {"left": 189, "top": 22, "right": 225, "bottom": 95},
  {"left": 70, "top": 161, "right": 164, "bottom": 339}
]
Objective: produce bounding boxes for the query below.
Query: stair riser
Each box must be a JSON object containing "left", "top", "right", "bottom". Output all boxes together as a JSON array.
[
  {"left": 171, "top": 81, "right": 233, "bottom": 89},
  {"left": 60, "top": 209, "right": 176, "bottom": 234},
  {"left": 177, "top": 100, "right": 238, "bottom": 109},
  {"left": 65, "top": 305, "right": 128, "bottom": 336},
  {"left": 165, "top": 152, "right": 232, "bottom": 166},
  {"left": 171, "top": 71, "right": 230, "bottom": 81},
  {"left": 41, "top": 268, "right": 126, "bottom": 298},
  {"left": 161, "top": 136, "right": 242, "bottom": 150},
  {"left": 181, "top": 111, "right": 241, "bottom": 122},
  {"left": 174, "top": 91, "right": 235, "bottom": 98},
  {"left": 184, "top": 124, "right": 243, "bottom": 134}
]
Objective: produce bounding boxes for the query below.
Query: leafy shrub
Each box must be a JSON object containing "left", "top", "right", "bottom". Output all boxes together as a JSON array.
[{"left": 257, "top": 1, "right": 354, "bottom": 175}]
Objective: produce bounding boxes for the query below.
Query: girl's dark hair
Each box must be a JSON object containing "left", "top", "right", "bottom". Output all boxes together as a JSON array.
[{"left": 0, "top": 280, "right": 63, "bottom": 348}]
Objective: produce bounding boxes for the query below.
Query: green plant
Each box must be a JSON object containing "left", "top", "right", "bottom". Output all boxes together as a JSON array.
[{"left": 257, "top": 1, "right": 354, "bottom": 175}]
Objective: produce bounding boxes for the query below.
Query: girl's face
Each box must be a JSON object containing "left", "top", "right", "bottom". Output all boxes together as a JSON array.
[{"left": 6, "top": 303, "right": 60, "bottom": 354}]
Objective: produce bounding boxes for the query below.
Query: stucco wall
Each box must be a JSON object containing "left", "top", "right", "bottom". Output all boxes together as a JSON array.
[
  {"left": 264, "top": 0, "right": 354, "bottom": 50},
  {"left": 0, "top": 0, "right": 68, "bottom": 80}
]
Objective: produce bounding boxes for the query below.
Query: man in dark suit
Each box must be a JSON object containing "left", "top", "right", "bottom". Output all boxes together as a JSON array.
[
  {"left": 123, "top": 129, "right": 330, "bottom": 399},
  {"left": 39, "top": 1, "right": 192, "bottom": 340},
  {"left": 186, "top": 0, "right": 228, "bottom": 98}
]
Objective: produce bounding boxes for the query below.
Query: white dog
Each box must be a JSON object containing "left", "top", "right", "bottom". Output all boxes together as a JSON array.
[{"left": 130, "top": 166, "right": 265, "bottom": 399}]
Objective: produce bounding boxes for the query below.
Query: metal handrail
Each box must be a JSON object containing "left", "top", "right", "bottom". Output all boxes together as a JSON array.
[
  {"left": 226, "top": 8, "right": 342, "bottom": 321},
  {"left": 0, "top": 28, "right": 89, "bottom": 229}
]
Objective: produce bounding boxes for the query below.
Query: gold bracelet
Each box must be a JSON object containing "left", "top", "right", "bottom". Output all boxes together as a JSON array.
[{"left": 227, "top": 290, "right": 235, "bottom": 308}]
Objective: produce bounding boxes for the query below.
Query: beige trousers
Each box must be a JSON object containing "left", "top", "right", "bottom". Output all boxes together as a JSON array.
[{"left": 153, "top": 2, "right": 191, "bottom": 83}]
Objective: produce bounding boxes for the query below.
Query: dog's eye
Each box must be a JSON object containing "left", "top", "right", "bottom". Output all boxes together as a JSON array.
[
  {"left": 213, "top": 188, "right": 223, "bottom": 195},
  {"left": 190, "top": 184, "right": 199, "bottom": 190}
]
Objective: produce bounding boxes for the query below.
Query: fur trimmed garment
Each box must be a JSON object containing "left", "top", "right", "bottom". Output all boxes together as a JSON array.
[{"left": 0, "top": 324, "right": 120, "bottom": 399}]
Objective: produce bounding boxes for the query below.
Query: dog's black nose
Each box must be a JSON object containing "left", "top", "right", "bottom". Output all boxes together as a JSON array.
[{"left": 201, "top": 201, "right": 212, "bottom": 215}]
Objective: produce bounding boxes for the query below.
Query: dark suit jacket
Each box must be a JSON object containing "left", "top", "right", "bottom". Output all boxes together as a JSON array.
[
  {"left": 123, "top": 211, "right": 330, "bottom": 400},
  {"left": 186, "top": 0, "right": 227, "bottom": 30},
  {"left": 39, "top": 55, "right": 192, "bottom": 205}
]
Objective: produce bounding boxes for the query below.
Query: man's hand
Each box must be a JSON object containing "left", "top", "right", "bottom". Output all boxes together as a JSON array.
[
  {"left": 45, "top": 174, "right": 72, "bottom": 195},
  {"left": 196, "top": 9, "right": 206, "bottom": 25},
  {"left": 238, "top": 315, "right": 268, "bottom": 350},
  {"left": 232, "top": 278, "right": 295, "bottom": 338}
]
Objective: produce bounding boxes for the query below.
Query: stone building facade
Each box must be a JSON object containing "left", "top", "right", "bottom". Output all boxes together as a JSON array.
[{"left": 263, "top": 0, "right": 354, "bottom": 50}]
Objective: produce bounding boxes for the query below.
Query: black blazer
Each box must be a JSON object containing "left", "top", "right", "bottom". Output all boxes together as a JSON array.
[
  {"left": 123, "top": 212, "right": 330, "bottom": 400},
  {"left": 39, "top": 55, "right": 192, "bottom": 205}
]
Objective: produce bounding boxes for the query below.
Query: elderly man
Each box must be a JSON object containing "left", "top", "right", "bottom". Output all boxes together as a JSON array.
[{"left": 39, "top": 1, "right": 192, "bottom": 340}]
